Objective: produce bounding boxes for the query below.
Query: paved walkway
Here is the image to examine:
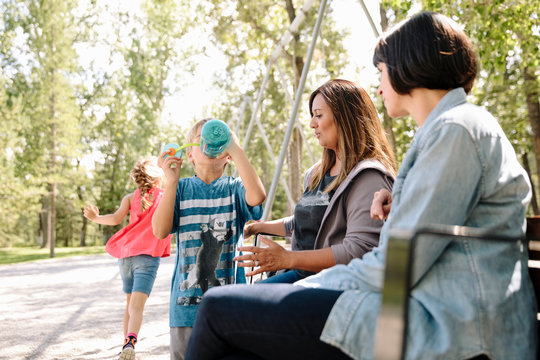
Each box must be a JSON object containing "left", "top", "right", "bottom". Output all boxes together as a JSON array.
[{"left": 0, "top": 252, "right": 176, "bottom": 360}]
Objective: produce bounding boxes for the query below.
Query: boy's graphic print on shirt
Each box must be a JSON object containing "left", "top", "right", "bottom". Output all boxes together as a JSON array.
[{"left": 180, "top": 216, "right": 233, "bottom": 293}]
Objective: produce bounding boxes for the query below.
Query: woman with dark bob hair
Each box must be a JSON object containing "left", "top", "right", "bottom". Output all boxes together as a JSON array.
[{"left": 185, "top": 11, "right": 536, "bottom": 360}]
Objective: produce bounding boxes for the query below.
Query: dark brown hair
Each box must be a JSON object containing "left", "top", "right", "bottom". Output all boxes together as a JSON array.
[
  {"left": 308, "top": 79, "right": 396, "bottom": 192},
  {"left": 373, "top": 11, "right": 477, "bottom": 94}
]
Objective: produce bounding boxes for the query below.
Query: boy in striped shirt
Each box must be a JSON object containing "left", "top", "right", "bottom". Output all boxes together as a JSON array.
[{"left": 153, "top": 119, "right": 266, "bottom": 360}]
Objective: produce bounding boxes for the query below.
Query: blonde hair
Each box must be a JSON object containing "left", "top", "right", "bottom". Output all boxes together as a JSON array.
[
  {"left": 308, "top": 79, "right": 396, "bottom": 192},
  {"left": 186, "top": 118, "right": 210, "bottom": 152},
  {"left": 129, "top": 156, "right": 164, "bottom": 212}
]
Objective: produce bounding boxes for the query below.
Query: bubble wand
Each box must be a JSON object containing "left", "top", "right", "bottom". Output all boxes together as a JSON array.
[{"left": 162, "top": 142, "right": 200, "bottom": 158}]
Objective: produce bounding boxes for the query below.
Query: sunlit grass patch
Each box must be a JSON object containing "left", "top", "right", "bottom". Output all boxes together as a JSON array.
[{"left": 0, "top": 246, "right": 106, "bottom": 265}]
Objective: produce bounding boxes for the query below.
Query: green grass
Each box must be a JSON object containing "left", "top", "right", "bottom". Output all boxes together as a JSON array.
[{"left": 0, "top": 246, "right": 106, "bottom": 266}]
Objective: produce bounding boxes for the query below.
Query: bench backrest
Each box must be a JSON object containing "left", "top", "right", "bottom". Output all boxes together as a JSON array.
[
  {"left": 527, "top": 217, "right": 540, "bottom": 322},
  {"left": 374, "top": 221, "right": 540, "bottom": 360}
]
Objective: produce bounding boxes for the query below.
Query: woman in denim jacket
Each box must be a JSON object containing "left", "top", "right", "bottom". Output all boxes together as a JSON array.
[{"left": 185, "top": 11, "right": 537, "bottom": 360}]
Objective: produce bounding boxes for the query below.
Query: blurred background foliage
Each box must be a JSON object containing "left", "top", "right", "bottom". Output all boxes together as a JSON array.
[{"left": 0, "top": 0, "right": 537, "bottom": 254}]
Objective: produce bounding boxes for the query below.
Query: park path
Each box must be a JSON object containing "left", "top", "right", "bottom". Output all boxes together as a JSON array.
[{"left": 0, "top": 252, "right": 176, "bottom": 360}]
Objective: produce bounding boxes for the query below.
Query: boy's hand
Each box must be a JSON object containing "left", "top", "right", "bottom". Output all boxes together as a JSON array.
[
  {"left": 243, "top": 221, "right": 260, "bottom": 239},
  {"left": 219, "top": 129, "right": 266, "bottom": 207},
  {"left": 216, "top": 131, "right": 241, "bottom": 160},
  {"left": 83, "top": 204, "right": 99, "bottom": 221},
  {"left": 158, "top": 151, "right": 182, "bottom": 183}
]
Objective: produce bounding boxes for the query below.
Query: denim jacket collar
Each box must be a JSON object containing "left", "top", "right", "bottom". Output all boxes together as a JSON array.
[{"left": 420, "top": 87, "right": 466, "bottom": 131}]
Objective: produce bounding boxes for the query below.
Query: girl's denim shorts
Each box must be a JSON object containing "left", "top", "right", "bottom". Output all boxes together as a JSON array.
[{"left": 118, "top": 254, "right": 161, "bottom": 295}]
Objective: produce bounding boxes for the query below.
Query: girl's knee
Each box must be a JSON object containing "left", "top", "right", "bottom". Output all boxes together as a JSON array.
[{"left": 129, "top": 291, "right": 149, "bottom": 312}]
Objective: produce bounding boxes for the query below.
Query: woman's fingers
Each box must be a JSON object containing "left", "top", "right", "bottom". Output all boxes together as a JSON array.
[
  {"left": 370, "top": 188, "right": 392, "bottom": 220},
  {"left": 235, "top": 236, "right": 285, "bottom": 277},
  {"left": 235, "top": 251, "right": 264, "bottom": 278},
  {"left": 259, "top": 236, "right": 278, "bottom": 247},
  {"left": 245, "top": 267, "right": 265, "bottom": 277},
  {"left": 236, "top": 260, "right": 259, "bottom": 268},
  {"left": 234, "top": 252, "right": 258, "bottom": 262},
  {"left": 237, "top": 245, "right": 258, "bottom": 253}
]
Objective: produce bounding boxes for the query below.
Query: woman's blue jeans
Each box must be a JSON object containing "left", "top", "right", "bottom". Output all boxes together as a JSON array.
[
  {"left": 258, "top": 269, "right": 299, "bottom": 283},
  {"left": 185, "top": 284, "right": 351, "bottom": 360}
]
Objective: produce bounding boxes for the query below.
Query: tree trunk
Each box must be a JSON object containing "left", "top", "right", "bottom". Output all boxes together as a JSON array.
[
  {"left": 522, "top": 152, "right": 539, "bottom": 214},
  {"left": 81, "top": 213, "right": 88, "bottom": 247},
  {"left": 285, "top": 0, "right": 303, "bottom": 215},
  {"left": 524, "top": 67, "right": 540, "bottom": 202},
  {"left": 39, "top": 195, "right": 47, "bottom": 248},
  {"left": 48, "top": 65, "right": 57, "bottom": 258},
  {"left": 48, "top": 151, "right": 57, "bottom": 258},
  {"left": 378, "top": 6, "right": 397, "bottom": 160},
  {"left": 260, "top": 140, "right": 270, "bottom": 190},
  {"left": 77, "top": 182, "right": 87, "bottom": 247},
  {"left": 382, "top": 111, "right": 396, "bottom": 156},
  {"left": 288, "top": 126, "right": 303, "bottom": 214},
  {"left": 379, "top": 5, "right": 388, "bottom": 31},
  {"left": 260, "top": 141, "right": 271, "bottom": 219}
]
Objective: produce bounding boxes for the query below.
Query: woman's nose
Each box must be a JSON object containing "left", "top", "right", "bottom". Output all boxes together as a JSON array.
[
  {"left": 377, "top": 87, "right": 382, "bottom": 96},
  {"left": 310, "top": 116, "right": 316, "bottom": 128}
]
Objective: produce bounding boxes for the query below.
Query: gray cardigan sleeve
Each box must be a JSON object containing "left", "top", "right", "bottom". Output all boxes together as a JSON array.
[
  {"left": 330, "top": 170, "right": 393, "bottom": 264},
  {"left": 283, "top": 216, "right": 295, "bottom": 236}
]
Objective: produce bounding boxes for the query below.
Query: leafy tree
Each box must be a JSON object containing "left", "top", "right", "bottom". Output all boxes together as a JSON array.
[
  {"left": 0, "top": 75, "right": 28, "bottom": 247},
  {"left": 0, "top": 0, "right": 84, "bottom": 255},
  {"left": 419, "top": 0, "right": 539, "bottom": 212},
  {"left": 377, "top": 1, "right": 416, "bottom": 164},
  {"left": 80, "top": 0, "right": 197, "bottom": 242},
  {"left": 201, "top": 0, "right": 348, "bottom": 218},
  {"left": 379, "top": 1, "right": 539, "bottom": 214},
  {"left": 0, "top": 1, "right": 41, "bottom": 247}
]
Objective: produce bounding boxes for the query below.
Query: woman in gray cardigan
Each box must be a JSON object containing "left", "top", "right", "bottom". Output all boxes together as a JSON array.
[{"left": 235, "top": 79, "right": 396, "bottom": 283}]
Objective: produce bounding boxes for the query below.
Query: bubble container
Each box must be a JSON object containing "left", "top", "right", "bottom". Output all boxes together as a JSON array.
[{"left": 200, "top": 119, "right": 231, "bottom": 158}]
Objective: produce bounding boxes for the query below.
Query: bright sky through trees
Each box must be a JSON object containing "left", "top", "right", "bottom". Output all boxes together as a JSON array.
[
  {"left": 174, "top": 0, "right": 382, "bottom": 125},
  {"left": 73, "top": 0, "right": 384, "bottom": 128}
]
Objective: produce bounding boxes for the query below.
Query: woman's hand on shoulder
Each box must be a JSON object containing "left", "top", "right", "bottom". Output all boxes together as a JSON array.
[{"left": 370, "top": 188, "right": 392, "bottom": 220}]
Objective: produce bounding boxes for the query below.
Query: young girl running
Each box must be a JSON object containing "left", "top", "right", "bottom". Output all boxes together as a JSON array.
[{"left": 84, "top": 156, "right": 172, "bottom": 360}]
